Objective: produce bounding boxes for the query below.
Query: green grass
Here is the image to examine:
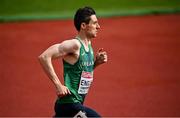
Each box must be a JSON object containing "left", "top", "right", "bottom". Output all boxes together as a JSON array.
[{"left": 0, "top": 0, "right": 180, "bottom": 22}]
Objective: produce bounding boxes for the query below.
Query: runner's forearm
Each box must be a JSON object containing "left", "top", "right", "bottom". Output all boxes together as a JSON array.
[{"left": 38, "top": 55, "right": 63, "bottom": 88}]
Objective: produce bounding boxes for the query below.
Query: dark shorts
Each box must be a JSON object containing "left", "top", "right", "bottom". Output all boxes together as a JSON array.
[{"left": 54, "top": 102, "right": 101, "bottom": 117}]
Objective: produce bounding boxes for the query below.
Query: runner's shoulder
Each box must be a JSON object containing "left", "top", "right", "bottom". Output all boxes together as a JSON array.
[
  {"left": 71, "top": 38, "right": 81, "bottom": 47},
  {"left": 61, "top": 38, "right": 81, "bottom": 50}
]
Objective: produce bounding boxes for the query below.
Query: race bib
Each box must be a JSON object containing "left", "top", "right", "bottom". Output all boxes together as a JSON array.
[{"left": 78, "top": 71, "right": 93, "bottom": 94}]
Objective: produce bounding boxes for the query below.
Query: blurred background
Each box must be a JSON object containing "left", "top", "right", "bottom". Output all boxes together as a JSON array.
[
  {"left": 0, "top": 0, "right": 180, "bottom": 22},
  {"left": 0, "top": 0, "right": 180, "bottom": 117}
]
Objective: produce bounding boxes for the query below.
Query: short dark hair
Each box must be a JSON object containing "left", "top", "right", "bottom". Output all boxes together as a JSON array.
[{"left": 74, "top": 6, "right": 96, "bottom": 31}]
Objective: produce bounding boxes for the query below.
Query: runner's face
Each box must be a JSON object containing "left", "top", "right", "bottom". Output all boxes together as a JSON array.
[{"left": 85, "top": 15, "right": 100, "bottom": 38}]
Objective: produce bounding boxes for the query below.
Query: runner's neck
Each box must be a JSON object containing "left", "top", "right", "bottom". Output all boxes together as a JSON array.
[{"left": 76, "top": 35, "right": 90, "bottom": 52}]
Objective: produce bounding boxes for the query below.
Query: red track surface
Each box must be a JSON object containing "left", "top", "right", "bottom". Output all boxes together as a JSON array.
[{"left": 0, "top": 14, "right": 180, "bottom": 117}]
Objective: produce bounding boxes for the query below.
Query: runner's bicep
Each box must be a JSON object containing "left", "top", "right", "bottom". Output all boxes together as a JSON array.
[
  {"left": 40, "top": 44, "right": 63, "bottom": 59},
  {"left": 59, "top": 40, "right": 80, "bottom": 55},
  {"left": 40, "top": 39, "right": 79, "bottom": 59}
]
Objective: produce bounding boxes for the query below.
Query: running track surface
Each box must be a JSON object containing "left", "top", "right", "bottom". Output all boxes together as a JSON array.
[{"left": 0, "top": 14, "right": 180, "bottom": 117}]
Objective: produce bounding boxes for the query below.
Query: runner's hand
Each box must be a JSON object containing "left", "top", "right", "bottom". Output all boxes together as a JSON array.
[
  {"left": 95, "top": 48, "right": 108, "bottom": 64},
  {"left": 56, "top": 85, "right": 71, "bottom": 98}
]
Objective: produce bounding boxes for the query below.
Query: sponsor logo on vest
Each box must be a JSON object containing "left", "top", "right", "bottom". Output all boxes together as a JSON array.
[{"left": 81, "top": 51, "right": 85, "bottom": 56}]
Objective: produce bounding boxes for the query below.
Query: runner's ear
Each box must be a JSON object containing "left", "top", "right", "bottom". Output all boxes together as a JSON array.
[{"left": 81, "top": 22, "right": 87, "bottom": 30}]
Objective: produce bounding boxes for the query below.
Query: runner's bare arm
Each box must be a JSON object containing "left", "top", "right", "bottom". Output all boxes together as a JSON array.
[
  {"left": 38, "top": 39, "right": 80, "bottom": 97},
  {"left": 94, "top": 48, "right": 108, "bottom": 69}
]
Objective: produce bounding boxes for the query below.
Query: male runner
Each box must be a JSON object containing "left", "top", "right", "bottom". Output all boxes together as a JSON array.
[{"left": 38, "top": 6, "right": 107, "bottom": 117}]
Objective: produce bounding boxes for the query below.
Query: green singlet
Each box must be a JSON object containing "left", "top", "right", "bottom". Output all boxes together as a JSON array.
[{"left": 56, "top": 37, "right": 94, "bottom": 104}]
